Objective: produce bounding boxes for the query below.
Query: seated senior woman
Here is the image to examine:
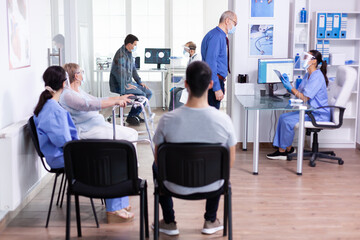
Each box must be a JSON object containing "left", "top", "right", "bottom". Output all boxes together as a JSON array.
[{"left": 60, "top": 63, "right": 138, "bottom": 222}]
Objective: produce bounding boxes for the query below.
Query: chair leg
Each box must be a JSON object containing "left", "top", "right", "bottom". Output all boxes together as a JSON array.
[
  {"left": 144, "top": 184, "right": 149, "bottom": 238},
  {"left": 45, "top": 173, "right": 59, "bottom": 228},
  {"left": 154, "top": 190, "right": 159, "bottom": 240},
  {"left": 90, "top": 198, "right": 99, "bottom": 228},
  {"left": 75, "top": 195, "right": 82, "bottom": 237},
  {"left": 60, "top": 177, "right": 67, "bottom": 208},
  {"left": 140, "top": 189, "right": 145, "bottom": 240},
  {"left": 223, "top": 194, "right": 228, "bottom": 237},
  {"left": 228, "top": 186, "right": 233, "bottom": 240},
  {"left": 56, "top": 173, "right": 65, "bottom": 206},
  {"left": 66, "top": 192, "right": 71, "bottom": 240}
]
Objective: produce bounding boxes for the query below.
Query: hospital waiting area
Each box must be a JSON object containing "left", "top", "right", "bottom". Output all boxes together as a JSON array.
[{"left": 1, "top": 0, "right": 360, "bottom": 239}]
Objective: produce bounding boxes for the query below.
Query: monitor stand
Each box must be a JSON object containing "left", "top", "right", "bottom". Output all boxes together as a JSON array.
[
  {"left": 157, "top": 63, "right": 161, "bottom": 69},
  {"left": 268, "top": 83, "right": 282, "bottom": 100}
]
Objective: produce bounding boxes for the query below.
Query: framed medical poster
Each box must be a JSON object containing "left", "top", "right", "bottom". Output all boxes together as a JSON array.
[
  {"left": 249, "top": 24, "right": 274, "bottom": 56},
  {"left": 251, "top": 0, "right": 274, "bottom": 18},
  {"left": 7, "top": 0, "right": 31, "bottom": 70}
]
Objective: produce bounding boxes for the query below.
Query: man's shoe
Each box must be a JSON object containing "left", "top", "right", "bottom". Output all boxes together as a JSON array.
[
  {"left": 126, "top": 116, "right": 140, "bottom": 126},
  {"left": 136, "top": 115, "right": 145, "bottom": 123},
  {"left": 201, "top": 218, "right": 223, "bottom": 235},
  {"left": 151, "top": 219, "right": 179, "bottom": 236},
  {"left": 266, "top": 150, "right": 288, "bottom": 160}
]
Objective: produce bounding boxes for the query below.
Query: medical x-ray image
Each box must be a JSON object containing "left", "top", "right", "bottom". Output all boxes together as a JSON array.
[{"left": 249, "top": 24, "right": 274, "bottom": 56}]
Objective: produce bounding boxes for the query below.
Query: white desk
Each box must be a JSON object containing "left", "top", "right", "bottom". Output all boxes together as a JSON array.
[
  {"left": 94, "top": 68, "right": 168, "bottom": 109},
  {"left": 236, "top": 95, "right": 312, "bottom": 175}
]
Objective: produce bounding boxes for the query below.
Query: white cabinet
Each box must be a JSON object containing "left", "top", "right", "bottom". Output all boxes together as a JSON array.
[
  {"left": 312, "top": 11, "right": 360, "bottom": 148},
  {"left": 289, "top": 0, "right": 311, "bottom": 80}
]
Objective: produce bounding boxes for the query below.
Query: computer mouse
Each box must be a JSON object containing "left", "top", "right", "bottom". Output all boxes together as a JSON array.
[{"left": 284, "top": 93, "right": 291, "bottom": 98}]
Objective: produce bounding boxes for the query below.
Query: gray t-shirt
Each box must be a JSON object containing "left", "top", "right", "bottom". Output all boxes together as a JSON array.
[{"left": 153, "top": 105, "right": 237, "bottom": 195}]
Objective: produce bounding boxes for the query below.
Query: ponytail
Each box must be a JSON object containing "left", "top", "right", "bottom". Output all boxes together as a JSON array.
[
  {"left": 309, "top": 49, "right": 328, "bottom": 86},
  {"left": 320, "top": 60, "right": 328, "bottom": 86},
  {"left": 34, "top": 90, "right": 53, "bottom": 116},
  {"left": 33, "top": 66, "right": 66, "bottom": 116}
]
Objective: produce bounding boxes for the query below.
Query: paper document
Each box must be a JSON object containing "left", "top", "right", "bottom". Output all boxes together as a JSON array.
[{"left": 179, "top": 88, "right": 189, "bottom": 104}]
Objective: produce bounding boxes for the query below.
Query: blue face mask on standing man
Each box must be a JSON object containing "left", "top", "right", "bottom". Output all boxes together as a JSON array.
[{"left": 228, "top": 18, "right": 237, "bottom": 35}]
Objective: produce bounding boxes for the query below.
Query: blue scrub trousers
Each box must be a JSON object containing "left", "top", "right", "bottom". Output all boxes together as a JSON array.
[
  {"left": 124, "top": 83, "right": 152, "bottom": 117},
  {"left": 105, "top": 197, "right": 129, "bottom": 212},
  {"left": 273, "top": 111, "right": 312, "bottom": 149}
]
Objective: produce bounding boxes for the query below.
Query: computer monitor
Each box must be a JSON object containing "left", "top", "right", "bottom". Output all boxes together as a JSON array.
[
  {"left": 144, "top": 48, "right": 171, "bottom": 69},
  {"left": 258, "top": 58, "right": 294, "bottom": 96}
]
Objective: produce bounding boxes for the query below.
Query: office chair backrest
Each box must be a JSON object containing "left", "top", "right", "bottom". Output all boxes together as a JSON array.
[
  {"left": 157, "top": 143, "right": 229, "bottom": 188},
  {"left": 328, "top": 66, "right": 357, "bottom": 124},
  {"left": 64, "top": 139, "right": 139, "bottom": 194}
]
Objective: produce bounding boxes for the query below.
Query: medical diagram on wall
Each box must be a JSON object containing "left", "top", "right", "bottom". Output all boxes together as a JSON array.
[
  {"left": 249, "top": 24, "right": 274, "bottom": 56},
  {"left": 251, "top": 0, "right": 274, "bottom": 18}
]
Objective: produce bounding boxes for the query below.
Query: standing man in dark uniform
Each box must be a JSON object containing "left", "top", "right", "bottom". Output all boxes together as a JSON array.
[{"left": 201, "top": 11, "right": 237, "bottom": 109}]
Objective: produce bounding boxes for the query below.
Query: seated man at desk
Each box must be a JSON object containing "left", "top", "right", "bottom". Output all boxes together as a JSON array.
[
  {"left": 267, "top": 50, "right": 330, "bottom": 160},
  {"left": 153, "top": 61, "right": 236, "bottom": 236},
  {"left": 169, "top": 41, "right": 201, "bottom": 111},
  {"left": 110, "top": 34, "right": 152, "bottom": 126}
]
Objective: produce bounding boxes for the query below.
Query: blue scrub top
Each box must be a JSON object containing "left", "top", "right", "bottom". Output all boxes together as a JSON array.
[
  {"left": 298, "top": 69, "right": 330, "bottom": 121},
  {"left": 34, "top": 99, "right": 78, "bottom": 169}
]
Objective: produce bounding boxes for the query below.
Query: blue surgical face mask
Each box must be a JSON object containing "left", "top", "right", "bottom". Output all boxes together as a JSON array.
[
  {"left": 131, "top": 46, "right": 137, "bottom": 53},
  {"left": 228, "top": 25, "right": 236, "bottom": 35}
]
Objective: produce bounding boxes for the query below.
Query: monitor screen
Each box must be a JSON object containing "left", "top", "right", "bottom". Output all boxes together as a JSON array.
[
  {"left": 144, "top": 48, "right": 171, "bottom": 65},
  {"left": 258, "top": 58, "right": 294, "bottom": 84}
]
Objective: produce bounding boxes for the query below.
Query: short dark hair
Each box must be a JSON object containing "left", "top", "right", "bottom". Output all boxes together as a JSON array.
[
  {"left": 124, "top": 34, "right": 139, "bottom": 45},
  {"left": 186, "top": 61, "right": 212, "bottom": 97}
]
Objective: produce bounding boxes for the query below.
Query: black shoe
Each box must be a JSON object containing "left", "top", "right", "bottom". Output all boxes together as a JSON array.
[
  {"left": 266, "top": 150, "right": 288, "bottom": 160},
  {"left": 136, "top": 115, "right": 145, "bottom": 123},
  {"left": 286, "top": 147, "right": 296, "bottom": 154},
  {"left": 126, "top": 116, "right": 140, "bottom": 126}
]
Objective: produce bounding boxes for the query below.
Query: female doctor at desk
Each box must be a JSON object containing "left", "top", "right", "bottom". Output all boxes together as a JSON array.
[{"left": 266, "top": 50, "right": 330, "bottom": 160}]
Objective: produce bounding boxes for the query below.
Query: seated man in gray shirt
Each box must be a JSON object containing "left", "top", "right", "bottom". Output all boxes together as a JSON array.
[{"left": 152, "top": 61, "right": 236, "bottom": 236}]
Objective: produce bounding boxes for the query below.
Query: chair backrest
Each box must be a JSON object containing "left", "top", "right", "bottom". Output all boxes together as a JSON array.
[
  {"left": 157, "top": 143, "right": 230, "bottom": 189},
  {"left": 27, "top": 116, "right": 52, "bottom": 172},
  {"left": 63, "top": 139, "right": 139, "bottom": 196},
  {"left": 328, "top": 66, "right": 357, "bottom": 124}
]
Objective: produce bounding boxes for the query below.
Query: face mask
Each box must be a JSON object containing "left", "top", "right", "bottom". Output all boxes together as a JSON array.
[
  {"left": 131, "top": 45, "right": 137, "bottom": 53},
  {"left": 302, "top": 52, "right": 314, "bottom": 70},
  {"left": 65, "top": 72, "right": 71, "bottom": 88},
  {"left": 228, "top": 25, "right": 236, "bottom": 34},
  {"left": 183, "top": 50, "right": 190, "bottom": 58}
]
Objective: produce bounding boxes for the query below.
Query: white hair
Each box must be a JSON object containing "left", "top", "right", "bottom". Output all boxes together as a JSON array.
[{"left": 219, "top": 10, "right": 236, "bottom": 23}]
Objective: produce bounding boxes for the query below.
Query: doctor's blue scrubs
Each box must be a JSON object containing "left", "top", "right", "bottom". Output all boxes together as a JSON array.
[{"left": 273, "top": 70, "right": 330, "bottom": 149}]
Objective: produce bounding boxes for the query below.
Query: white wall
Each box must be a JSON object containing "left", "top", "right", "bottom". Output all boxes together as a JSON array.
[
  {"left": 0, "top": 0, "right": 51, "bottom": 214},
  {"left": 230, "top": 0, "right": 290, "bottom": 143},
  {"left": 0, "top": 0, "right": 50, "bottom": 129}
]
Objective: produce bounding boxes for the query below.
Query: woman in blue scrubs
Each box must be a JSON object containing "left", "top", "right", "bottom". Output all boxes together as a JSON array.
[
  {"left": 34, "top": 66, "right": 134, "bottom": 222},
  {"left": 267, "top": 50, "right": 330, "bottom": 160}
]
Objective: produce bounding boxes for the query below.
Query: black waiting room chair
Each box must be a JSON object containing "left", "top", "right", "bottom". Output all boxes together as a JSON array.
[
  {"left": 27, "top": 116, "right": 66, "bottom": 227},
  {"left": 154, "top": 143, "right": 232, "bottom": 240},
  {"left": 63, "top": 139, "right": 149, "bottom": 240}
]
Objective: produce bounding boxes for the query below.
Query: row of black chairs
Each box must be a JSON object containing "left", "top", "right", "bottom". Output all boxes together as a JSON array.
[{"left": 27, "top": 117, "right": 232, "bottom": 240}]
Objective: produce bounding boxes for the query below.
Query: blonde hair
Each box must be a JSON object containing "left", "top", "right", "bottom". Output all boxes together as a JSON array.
[{"left": 63, "top": 63, "right": 80, "bottom": 84}]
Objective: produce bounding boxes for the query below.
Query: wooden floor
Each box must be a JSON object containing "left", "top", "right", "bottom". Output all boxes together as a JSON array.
[{"left": 1, "top": 109, "right": 360, "bottom": 240}]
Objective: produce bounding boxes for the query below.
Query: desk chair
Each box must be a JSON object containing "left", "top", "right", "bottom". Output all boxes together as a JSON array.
[
  {"left": 288, "top": 66, "right": 357, "bottom": 167},
  {"left": 154, "top": 143, "right": 232, "bottom": 240},
  {"left": 27, "top": 116, "right": 66, "bottom": 227},
  {"left": 64, "top": 139, "right": 149, "bottom": 240}
]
